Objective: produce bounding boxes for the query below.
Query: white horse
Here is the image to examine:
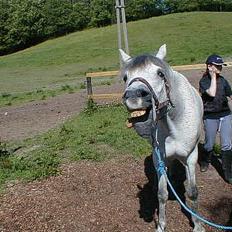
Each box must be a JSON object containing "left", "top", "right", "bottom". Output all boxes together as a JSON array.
[{"left": 120, "top": 44, "right": 205, "bottom": 232}]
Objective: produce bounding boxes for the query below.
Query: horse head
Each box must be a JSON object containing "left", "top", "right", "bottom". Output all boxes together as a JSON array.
[{"left": 120, "top": 44, "right": 173, "bottom": 139}]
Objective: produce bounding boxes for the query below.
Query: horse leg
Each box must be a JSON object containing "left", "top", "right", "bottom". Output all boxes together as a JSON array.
[
  {"left": 156, "top": 174, "right": 168, "bottom": 232},
  {"left": 185, "top": 146, "right": 205, "bottom": 232},
  {"left": 152, "top": 145, "right": 169, "bottom": 232}
]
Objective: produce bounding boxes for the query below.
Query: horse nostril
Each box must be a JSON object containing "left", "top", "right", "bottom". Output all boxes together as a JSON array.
[
  {"left": 140, "top": 89, "right": 149, "bottom": 97},
  {"left": 124, "top": 90, "right": 134, "bottom": 99},
  {"left": 124, "top": 89, "right": 149, "bottom": 99},
  {"left": 124, "top": 90, "right": 137, "bottom": 99},
  {"left": 136, "top": 89, "right": 149, "bottom": 97}
]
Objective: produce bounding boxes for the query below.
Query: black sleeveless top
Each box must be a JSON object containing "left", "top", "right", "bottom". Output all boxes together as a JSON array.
[{"left": 199, "top": 73, "right": 232, "bottom": 119}]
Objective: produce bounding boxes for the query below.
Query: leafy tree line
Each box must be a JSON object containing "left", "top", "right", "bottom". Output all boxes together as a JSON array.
[
  {"left": 162, "top": 0, "right": 232, "bottom": 13},
  {"left": 0, "top": 0, "right": 232, "bottom": 55}
]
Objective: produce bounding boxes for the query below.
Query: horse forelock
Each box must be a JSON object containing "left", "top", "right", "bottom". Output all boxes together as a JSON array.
[{"left": 122, "top": 54, "right": 171, "bottom": 77}]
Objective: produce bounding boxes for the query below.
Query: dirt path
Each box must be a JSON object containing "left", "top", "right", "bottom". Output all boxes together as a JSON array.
[
  {"left": 0, "top": 83, "right": 124, "bottom": 142},
  {"left": 0, "top": 68, "right": 231, "bottom": 142},
  {"left": 0, "top": 68, "right": 232, "bottom": 232}
]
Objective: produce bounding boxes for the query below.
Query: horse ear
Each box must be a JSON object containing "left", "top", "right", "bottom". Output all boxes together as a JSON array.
[
  {"left": 155, "top": 44, "right": 167, "bottom": 60},
  {"left": 119, "top": 49, "right": 131, "bottom": 64}
]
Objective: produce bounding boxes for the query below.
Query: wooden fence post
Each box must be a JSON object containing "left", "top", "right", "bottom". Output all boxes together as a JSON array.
[{"left": 86, "top": 76, "right": 93, "bottom": 98}]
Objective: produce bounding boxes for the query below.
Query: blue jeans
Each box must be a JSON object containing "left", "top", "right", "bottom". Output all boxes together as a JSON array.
[{"left": 204, "top": 114, "right": 232, "bottom": 152}]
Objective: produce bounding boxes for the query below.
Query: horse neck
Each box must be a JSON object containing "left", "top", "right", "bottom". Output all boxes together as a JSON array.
[{"left": 166, "top": 70, "right": 190, "bottom": 123}]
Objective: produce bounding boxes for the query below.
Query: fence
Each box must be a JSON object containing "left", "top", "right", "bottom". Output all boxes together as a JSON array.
[{"left": 86, "top": 62, "right": 232, "bottom": 101}]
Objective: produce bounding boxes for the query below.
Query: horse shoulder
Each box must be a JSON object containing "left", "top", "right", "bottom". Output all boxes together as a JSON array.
[{"left": 168, "top": 71, "right": 203, "bottom": 151}]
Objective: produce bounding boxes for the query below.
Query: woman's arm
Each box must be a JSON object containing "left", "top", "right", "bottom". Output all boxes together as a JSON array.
[{"left": 206, "top": 69, "right": 217, "bottom": 97}]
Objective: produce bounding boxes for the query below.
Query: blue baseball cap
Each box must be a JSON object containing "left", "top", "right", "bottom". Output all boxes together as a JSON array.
[{"left": 206, "top": 54, "right": 227, "bottom": 66}]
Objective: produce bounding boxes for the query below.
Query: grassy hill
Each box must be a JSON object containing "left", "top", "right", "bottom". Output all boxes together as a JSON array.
[{"left": 0, "top": 12, "right": 232, "bottom": 96}]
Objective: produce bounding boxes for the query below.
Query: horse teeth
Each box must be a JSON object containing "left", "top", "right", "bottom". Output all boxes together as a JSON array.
[
  {"left": 131, "top": 110, "right": 146, "bottom": 118},
  {"left": 126, "top": 120, "right": 133, "bottom": 128}
]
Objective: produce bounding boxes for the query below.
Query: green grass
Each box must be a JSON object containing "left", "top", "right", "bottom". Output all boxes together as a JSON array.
[
  {"left": 0, "top": 140, "right": 59, "bottom": 191},
  {"left": 0, "top": 78, "right": 114, "bottom": 107},
  {"left": 0, "top": 84, "right": 79, "bottom": 107},
  {"left": 0, "top": 102, "right": 224, "bottom": 190},
  {"left": 0, "top": 12, "right": 232, "bottom": 98},
  {"left": 0, "top": 104, "right": 151, "bottom": 189}
]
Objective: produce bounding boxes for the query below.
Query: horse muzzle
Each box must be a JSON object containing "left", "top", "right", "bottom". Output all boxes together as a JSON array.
[
  {"left": 123, "top": 87, "right": 152, "bottom": 129},
  {"left": 122, "top": 87, "right": 152, "bottom": 111}
]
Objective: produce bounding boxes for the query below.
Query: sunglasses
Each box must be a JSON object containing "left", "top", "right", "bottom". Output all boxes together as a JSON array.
[{"left": 209, "top": 63, "right": 223, "bottom": 70}]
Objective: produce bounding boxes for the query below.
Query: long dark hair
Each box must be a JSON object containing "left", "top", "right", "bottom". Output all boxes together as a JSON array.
[{"left": 202, "top": 64, "right": 220, "bottom": 78}]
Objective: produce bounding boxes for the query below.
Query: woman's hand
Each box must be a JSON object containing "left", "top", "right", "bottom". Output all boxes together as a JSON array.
[
  {"left": 208, "top": 65, "right": 218, "bottom": 78},
  {"left": 208, "top": 64, "right": 222, "bottom": 76}
]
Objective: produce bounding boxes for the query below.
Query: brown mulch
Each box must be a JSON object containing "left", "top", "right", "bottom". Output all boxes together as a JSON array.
[
  {"left": 0, "top": 156, "right": 231, "bottom": 232},
  {"left": 0, "top": 68, "right": 232, "bottom": 232}
]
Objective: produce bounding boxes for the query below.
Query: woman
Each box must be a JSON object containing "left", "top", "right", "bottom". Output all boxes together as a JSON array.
[{"left": 199, "top": 54, "right": 232, "bottom": 184}]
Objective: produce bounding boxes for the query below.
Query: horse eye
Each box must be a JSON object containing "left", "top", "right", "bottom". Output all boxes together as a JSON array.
[
  {"left": 123, "top": 75, "right": 128, "bottom": 82},
  {"left": 157, "top": 70, "right": 165, "bottom": 78}
]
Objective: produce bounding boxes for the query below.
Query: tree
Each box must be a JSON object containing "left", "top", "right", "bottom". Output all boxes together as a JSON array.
[
  {"left": 126, "top": 0, "right": 161, "bottom": 21},
  {"left": 0, "top": 0, "right": 10, "bottom": 54},
  {"left": 4, "top": 0, "right": 46, "bottom": 52},
  {"left": 71, "top": 0, "right": 91, "bottom": 30},
  {"left": 163, "top": 0, "right": 199, "bottom": 13},
  {"left": 163, "top": 0, "right": 232, "bottom": 13},
  {"left": 224, "top": 0, "right": 232, "bottom": 11},
  {"left": 43, "top": 0, "right": 74, "bottom": 36},
  {"left": 89, "top": 0, "right": 113, "bottom": 27}
]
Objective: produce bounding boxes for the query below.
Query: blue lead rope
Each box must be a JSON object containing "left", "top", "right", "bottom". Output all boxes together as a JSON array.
[{"left": 154, "top": 147, "right": 232, "bottom": 231}]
